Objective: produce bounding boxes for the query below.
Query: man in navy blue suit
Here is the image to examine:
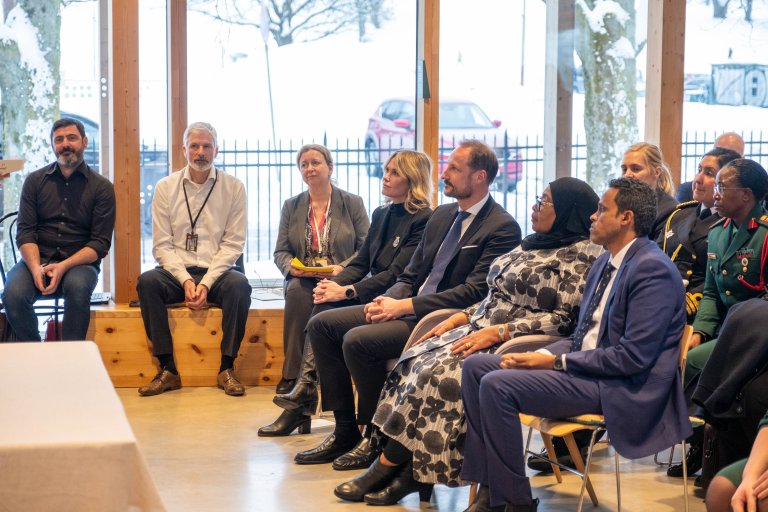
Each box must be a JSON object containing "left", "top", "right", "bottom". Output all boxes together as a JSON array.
[{"left": 460, "top": 178, "right": 691, "bottom": 511}]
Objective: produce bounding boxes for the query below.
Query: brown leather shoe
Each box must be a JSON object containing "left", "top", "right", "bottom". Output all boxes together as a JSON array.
[
  {"left": 217, "top": 368, "right": 245, "bottom": 396},
  {"left": 138, "top": 370, "right": 182, "bottom": 396}
]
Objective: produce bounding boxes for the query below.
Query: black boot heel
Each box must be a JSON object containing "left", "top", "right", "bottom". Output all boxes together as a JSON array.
[
  {"left": 257, "top": 409, "right": 311, "bottom": 437},
  {"left": 363, "top": 462, "right": 433, "bottom": 506},
  {"left": 334, "top": 458, "right": 400, "bottom": 502},
  {"left": 273, "top": 381, "right": 318, "bottom": 412}
]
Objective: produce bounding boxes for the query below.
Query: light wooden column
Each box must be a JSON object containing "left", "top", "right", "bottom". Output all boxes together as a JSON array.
[
  {"left": 110, "top": 1, "right": 141, "bottom": 303},
  {"left": 417, "top": 0, "right": 439, "bottom": 205},
  {"left": 543, "top": 0, "right": 575, "bottom": 183},
  {"left": 168, "top": 1, "right": 188, "bottom": 172},
  {"left": 645, "top": 0, "right": 686, "bottom": 187}
]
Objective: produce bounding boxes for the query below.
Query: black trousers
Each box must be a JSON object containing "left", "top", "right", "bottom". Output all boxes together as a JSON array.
[
  {"left": 137, "top": 267, "right": 251, "bottom": 360},
  {"left": 307, "top": 305, "right": 417, "bottom": 425}
]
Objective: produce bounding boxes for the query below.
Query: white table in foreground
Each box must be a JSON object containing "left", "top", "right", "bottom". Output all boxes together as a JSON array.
[{"left": 0, "top": 341, "right": 165, "bottom": 512}]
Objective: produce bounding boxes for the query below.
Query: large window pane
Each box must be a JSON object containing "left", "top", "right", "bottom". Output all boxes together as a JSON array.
[
  {"left": 139, "top": 0, "right": 169, "bottom": 271},
  {"left": 681, "top": 1, "right": 768, "bottom": 182},
  {"left": 440, "top": 0, "right": 546, "bottom": 235},
  {"left": 186, "top": 1, "right": 417, "bottom": 280}
]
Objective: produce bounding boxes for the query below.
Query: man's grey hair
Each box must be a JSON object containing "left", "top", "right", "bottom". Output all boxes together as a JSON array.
[{"left": 183, "top": 122, "right": 218, "bottom": 148}]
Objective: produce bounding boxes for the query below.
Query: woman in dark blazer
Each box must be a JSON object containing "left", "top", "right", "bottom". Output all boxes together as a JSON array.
[
  {"left": 272, "top": 144, "right": 370, "bottom": 395},
  {"left": 259, "top": 149, "right": 433, "bottom": 437},
  {"left": 621, "top": 142, "right": 678, "bottom": 237}
]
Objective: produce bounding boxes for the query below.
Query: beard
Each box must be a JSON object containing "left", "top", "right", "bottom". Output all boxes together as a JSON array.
[
  {"left": 56, "top": 146, "right": 85, "bottom": 169},
  {"left": 189, "top": 159, "right": 213, "bottom": 173}
]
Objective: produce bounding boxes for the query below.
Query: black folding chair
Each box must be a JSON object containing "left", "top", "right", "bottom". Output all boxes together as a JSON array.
[{"left": 0, "top": 211, "right": 62, "bottom": 340}]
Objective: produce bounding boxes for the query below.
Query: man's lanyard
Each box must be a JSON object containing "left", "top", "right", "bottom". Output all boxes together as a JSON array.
[{"left": 182, "top": 169, "right": 218, "bottom": 251}]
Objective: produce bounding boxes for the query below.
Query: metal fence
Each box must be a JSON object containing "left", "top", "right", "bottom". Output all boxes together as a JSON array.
[{"left": 138, "top": 130, "right": 768, "bottom": 265}]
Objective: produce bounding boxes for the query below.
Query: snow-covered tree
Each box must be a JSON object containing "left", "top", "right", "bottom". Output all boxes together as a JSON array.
[
  {"left": 576, "top": 0, "right": 640, "bottom": 192},
  {"left": 190, "top": 0, "right": 389, "bottom": 46},
  {"left": 0, "top": 0, "right": 60, "bottom": 170}
]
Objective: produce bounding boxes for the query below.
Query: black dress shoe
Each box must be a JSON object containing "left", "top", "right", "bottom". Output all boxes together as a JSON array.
[
  {"left": 505, "top": 498, "right": 539, "bottom": 512},
  {"left": 526, "top": 447, "right": 578, "bottom": 474},
  {"left": 332, "top": 437, "right": 380, "bottom": 471},
  {"left": 276, "top": 377, "right": 296, "bottom": 394},
  {"left": 257, "top": 410, "right": 311, "bottom": 437},
  {"left": 294, "top": 432, "right": 361, "bottom": 465},
  {"left": 363, "top": 461, "right": 433, "bottom": 506},
  {"left": 334, "top": 458, "right": 400, "bottom": 502},
  {"left": 273, "top": 380, "right": 318, "bottom": 414},
  {"left": 463, "top": 485, "right": 504, "bottom": 512},
  {"left": 667, "top": 442, "right": 703, "bottom": 477}
]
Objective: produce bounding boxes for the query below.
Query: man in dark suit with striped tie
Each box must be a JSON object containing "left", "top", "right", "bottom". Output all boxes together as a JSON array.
[
  {"left": 296, "top": 140, "right": 522, "bottom": 468},
  {"left": 461, "top": 178, "right": 691, "bottom": 511}
]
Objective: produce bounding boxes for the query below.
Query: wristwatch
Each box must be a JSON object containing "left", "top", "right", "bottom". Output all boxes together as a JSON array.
[
  {"left": 345, "top": 286, "right": 356, "bottom": 299},
  {"left": 553, "top": 355, "right": 565, "bottom": 371},
  {"left": 498, "top": 324, "right": 507, "bottom": 342}
]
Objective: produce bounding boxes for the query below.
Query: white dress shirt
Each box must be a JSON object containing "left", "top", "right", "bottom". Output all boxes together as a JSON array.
[{"left": 152, "top": 166, "right": 247, "bottom": 290}]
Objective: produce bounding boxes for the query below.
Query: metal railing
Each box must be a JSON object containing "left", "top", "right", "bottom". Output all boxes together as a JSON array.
[{"left": 137, "top": 130, "right": 768, "bottom": 265}]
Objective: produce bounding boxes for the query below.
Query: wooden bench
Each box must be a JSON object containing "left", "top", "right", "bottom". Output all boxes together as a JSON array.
[{"left": 85, "top": 300, "right": 285, "bottom": 388}]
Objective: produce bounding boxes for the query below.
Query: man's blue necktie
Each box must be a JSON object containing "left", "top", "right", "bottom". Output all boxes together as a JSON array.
[
  {"left": 570, "top": 262, "right": 615, "bottom": 352},
  {"left": 420, "top": 210, "right": 471, "bottom": 296}
]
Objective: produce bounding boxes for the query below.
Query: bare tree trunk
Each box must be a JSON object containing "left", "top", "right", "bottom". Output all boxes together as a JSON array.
[
  {"left": 713, "top": 0, "right": 730, "bottom": 18},
  {"left": 744, "top": 0, "right": 752, "bottom": 22},
  {"left": 575, "top": 0, "right": 639, "bottom": 193}
]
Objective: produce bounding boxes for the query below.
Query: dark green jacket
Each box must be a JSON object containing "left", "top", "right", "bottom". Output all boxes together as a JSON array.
[{"left": 693, "top": 203, "right": 768, "bottom": 339}]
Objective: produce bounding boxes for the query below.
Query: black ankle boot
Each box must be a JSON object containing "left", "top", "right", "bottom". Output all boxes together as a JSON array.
[
  {"left": 464, "top": 485, "right": 503, "bottom": 512},
  {"left": 363, "top": 461, "right": 433, "bottom": 506},
  {"left": 667, "top": 441, "right": 703, "bottom": 477},
  {"left": 334, "top": 458, "right": 401, "bottom": 502},
  {"left": 273, "top": 380, "right": 318, "bottom": 414},
  {"left": 257, "top": 409, "right": 310, "bottom": 437}
]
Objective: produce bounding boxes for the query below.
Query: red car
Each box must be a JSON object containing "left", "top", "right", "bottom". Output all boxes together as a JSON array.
[{"left": 364, "top": 98, "right": 523, "bottom": 191}]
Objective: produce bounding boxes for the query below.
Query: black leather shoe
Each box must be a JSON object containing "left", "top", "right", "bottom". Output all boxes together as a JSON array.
[
  {"left": 334, "top": 458, "right": 400, "bottom": 502},
  {"left": 667, "top": 442, "right": 703, "bottom": 477},
  {"left": 363, "top": 461, "right": 433, "bottom": 506},
  {"left": 273, "top": 381, "right": 318, "bottom": 413},
  {"left": 526, "top": 447, "right": 580, "bottom": 474},
  {"left": 464, "top": 485, "right": 504, "bottom": 512},
  {"left": 276, "top": 378, "right": 296, "bottom": 394},
  {"left": 505, "top": 498, "right": 539, "bottom": 512},
  {"left": 257, "top": 410, "right": 311, "bottom": 437},
  {"left": 295, "top": 432, "right": 361, "bottom": 465},
  {"left": 332, "top": 437, "right": 380, "bottom": 471}
]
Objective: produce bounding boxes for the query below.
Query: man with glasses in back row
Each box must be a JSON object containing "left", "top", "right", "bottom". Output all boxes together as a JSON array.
[{"left": 1, "top": 117, "right": 116, "bottom": 341}]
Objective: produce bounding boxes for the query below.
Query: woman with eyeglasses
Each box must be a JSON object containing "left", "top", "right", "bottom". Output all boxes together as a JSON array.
[
  {"left": 669, "top": 158, "right": 768, "bottom": 481},
  {"left": 332, "top": 177, "right": 603, "bottom": 506},
  {"left": 657, "top": 147, "right": 741, "bottom": 478},
  {"left": 621, "top": 142, "right": 678, "bottom": 237}
]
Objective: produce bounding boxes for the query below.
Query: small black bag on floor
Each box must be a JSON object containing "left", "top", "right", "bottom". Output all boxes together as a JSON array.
[{"left": 698, "top": 423, "right": 722, "bottom": 490}]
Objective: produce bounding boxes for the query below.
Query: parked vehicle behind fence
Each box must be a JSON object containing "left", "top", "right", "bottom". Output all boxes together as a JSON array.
[{"left": 364, "top": 98, "right": 524, "bottom": 191}]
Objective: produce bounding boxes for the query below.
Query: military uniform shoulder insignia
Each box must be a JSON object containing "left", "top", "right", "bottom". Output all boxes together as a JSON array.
[
  {"left": 757, "top": 215, "right": 768, "bottom": 228},
  {"left": 675, "top": 200, "right": 699, "bottom": 210},
  {"left": 708, "top": 217, "right": 727, "bottom": 230}
]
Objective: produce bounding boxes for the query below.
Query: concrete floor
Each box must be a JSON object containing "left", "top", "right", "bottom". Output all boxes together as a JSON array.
[{"left": 118, "top": 386, "right": 708, "bottom": 512}]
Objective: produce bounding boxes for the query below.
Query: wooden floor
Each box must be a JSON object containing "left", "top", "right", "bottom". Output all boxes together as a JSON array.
[{"left": 119, "top": 386, "right": 708, "bottom": 512}]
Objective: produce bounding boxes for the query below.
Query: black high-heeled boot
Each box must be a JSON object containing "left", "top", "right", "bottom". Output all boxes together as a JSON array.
[
  {"left": 273, "top": 380, "right": 318, "bottom": 413},
  {"left": 363, "top": 461, "right": 433, "bottom": 506},
  {"left": 257, "top": 409, "right": 311, "bottom": 437},
  {"left": 274, "top": 340, "right": 319, "bottom": 413},
  {"left": 334, "top": 458, "right": 401, "bottom": 502},
  {"left": 464, "top": 485, "right": 504, "bottom": 512}
]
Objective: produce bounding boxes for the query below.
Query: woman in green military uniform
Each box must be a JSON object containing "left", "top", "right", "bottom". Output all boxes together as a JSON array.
[
  {"left": 658, "top": 148, "right": 741, "bottom": 323},
  {"left": 687, "top": 159, "right": 768, "bottom": 382}
]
